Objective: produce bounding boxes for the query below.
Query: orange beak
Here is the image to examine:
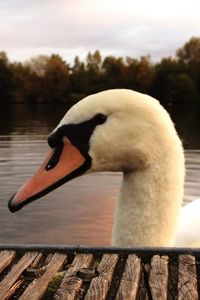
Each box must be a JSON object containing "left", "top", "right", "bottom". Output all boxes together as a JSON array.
[{"left": 8, "top": 137, "right": 90, "bottom": 212}]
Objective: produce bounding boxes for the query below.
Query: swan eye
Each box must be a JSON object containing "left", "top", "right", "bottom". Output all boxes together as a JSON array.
[{"left": 95, "top": 113, "right": 107, "bottom": 125}]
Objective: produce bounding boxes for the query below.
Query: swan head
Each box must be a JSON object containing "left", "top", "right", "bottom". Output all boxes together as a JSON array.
[{"left": 8, "top": 89, "right": 182, "bottom": 212}]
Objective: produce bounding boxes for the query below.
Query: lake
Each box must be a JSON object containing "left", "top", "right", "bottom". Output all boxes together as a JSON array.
[{"left": 0, "top": 103, "right": 200, "bottom": 245}]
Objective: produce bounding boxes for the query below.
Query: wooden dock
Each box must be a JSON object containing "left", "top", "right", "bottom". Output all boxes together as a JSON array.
[{"left": 0, "top": 245, "right": 199, "bottom": 299}]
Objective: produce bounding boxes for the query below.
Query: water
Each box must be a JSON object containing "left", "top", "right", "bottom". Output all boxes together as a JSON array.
[{"left": 0, "top": 104, "right": 200, "bottom": 245}]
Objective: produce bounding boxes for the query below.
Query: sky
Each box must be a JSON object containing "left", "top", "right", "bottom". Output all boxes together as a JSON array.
[{"left": 1, "top": 0, "right": 200, "bottom": 64}]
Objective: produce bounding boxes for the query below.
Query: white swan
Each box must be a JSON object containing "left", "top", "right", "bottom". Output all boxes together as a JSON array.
[{"left": 8, "top": 89, "right": 199, "bottom": 247}]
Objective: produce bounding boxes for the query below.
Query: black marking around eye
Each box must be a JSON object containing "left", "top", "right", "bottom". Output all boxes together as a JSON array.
[
  {"left": 46, "top": 141, "right": 63, "bottom": 171},
  {"left": 47, "top": 113, "right": 107, "bottom": 156}
]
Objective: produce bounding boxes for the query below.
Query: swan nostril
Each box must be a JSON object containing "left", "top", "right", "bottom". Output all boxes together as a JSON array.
[{"left": 46, "top": 163, "right": 53, "bottom": 170}]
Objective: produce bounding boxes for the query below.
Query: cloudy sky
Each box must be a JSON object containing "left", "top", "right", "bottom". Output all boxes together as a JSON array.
[{"left": 1, "top": 0, "right": 200, "bottom": 64}]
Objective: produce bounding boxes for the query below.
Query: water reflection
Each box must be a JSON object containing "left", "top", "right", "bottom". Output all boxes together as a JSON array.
[
  {"left": 0, "top": 104, "right": 66, "bottom": 135},
  {"left": 1, "top": 102, "right": 200, "bottom": 147},
  {"left": 163, "top": 101, "right": 200, "bottom": 148}
]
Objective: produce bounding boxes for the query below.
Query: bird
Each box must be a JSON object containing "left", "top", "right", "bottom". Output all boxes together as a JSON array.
[{"left": 8, "top": 89, "right": 199, "bottom": 247}]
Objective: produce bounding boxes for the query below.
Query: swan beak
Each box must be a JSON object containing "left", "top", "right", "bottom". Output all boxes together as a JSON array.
[{"left": 8, "top": 137, "right": 90, "bottom": 213}]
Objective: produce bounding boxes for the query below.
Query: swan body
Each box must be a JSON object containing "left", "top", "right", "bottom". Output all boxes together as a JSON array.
[
  {"left": 175, "top": 199, "right": 200, "bottom": 247},
  {"left": 9, "top": 89, "right": 196, "bottom": 247}
]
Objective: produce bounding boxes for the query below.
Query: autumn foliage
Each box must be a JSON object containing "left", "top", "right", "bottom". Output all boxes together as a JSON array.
[{"left": 0, "top": 37, "right": 200, "bottom": 105}]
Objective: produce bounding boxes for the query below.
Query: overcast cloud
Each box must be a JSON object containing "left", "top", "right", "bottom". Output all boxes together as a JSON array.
[{"left": 0, "top": 0, "right": 200, "bottom": 64}]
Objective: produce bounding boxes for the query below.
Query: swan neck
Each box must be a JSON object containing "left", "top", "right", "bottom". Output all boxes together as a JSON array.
[{"left": 112, "top": 166, "right": 183, "bottom": 247}]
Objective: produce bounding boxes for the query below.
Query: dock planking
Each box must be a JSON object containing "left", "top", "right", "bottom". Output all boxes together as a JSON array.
[{"left": 0, "top": 245, "right": 199, "bottom": 299}]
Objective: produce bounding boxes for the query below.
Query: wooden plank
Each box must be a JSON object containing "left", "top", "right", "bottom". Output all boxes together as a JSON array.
[
  {"left": 178, "top": 255, "right": 198, "bottom": 300},
  {"left": 31, "top": 252, "right": 43, "bottom": 267},
  {"left": 149, "top": 255, "right": 168, "bottom": 300},
  {"left": 168, "top": 257, "right": 178, "bottom": 300},
  {"left": 0, "top": 251, "right": 38, "bottom": 299},
  {"left": 4, "top": 279, "right": 24, "bottom": 300},
  {"left": 116, "top": 254, "right": 141, "bottom": 300},
  {"left": 136, "top": 266, "right": 149, "bottom": 300},
  {"left": 20, "top": 252, "right": 67, "bottom": 300},
  {"left": 0, "top": 250, "right": 16, "bottom": 272},
  {"left": 85, "top": 253, "right": 119, "bottom": 300},
  {"left": 54, "top": 253, "right": 94, "bottom": 300},
  {"left": 44, "top": 253, "right": 53, "bottom": 266},
  {"left": 4, "top": 251, "right": 43, "bottom": 300}
]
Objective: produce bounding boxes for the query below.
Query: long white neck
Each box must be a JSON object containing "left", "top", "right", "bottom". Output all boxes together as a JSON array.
[{"left": 112, "top": 153, "right": 184, "bottom": 247}]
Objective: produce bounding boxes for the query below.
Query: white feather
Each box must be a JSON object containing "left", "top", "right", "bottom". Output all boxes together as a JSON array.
[{"left": 175, "top": 199, "right": 200, "bottom": 247}]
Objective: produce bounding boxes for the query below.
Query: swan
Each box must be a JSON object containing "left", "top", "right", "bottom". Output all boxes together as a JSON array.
[{"left": 8, "top": 89, "right": 198, "bottom": 247}]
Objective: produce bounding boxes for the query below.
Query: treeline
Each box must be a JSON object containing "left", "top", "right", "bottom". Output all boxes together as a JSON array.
[{"left": 1, "top": 37, "right": 200, "bottom": 105}]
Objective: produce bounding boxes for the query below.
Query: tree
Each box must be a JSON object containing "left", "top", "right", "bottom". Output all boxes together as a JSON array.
[
  {"left": 85, "top": 51, "right": 104, "bottom": 93},
  {"left": 102, "top": 56, "right": 125, "bottom": 89},
  {"left": 166, "top": 73, "right": 198, "bottom": 102},
  {"left": 150, "top": 57, "right": 199, "bottom": 102},
  {"left": 42, "top": 54, "right": 71, "bottom": 102},
  {"left": 26, "top": 55, "right": 49, "bottom": 77},
  {"left": 70, "top": 56, "right": 88, "bottom": 98},
  {"left": 177, "top": 37, "right": 200, "bottom": 95},
  {"left": 23, "top": 54, "right": 71, "bottom": 103},
  {"left": 150, "top": 58, "right": 180, "bottom": 102},
  {"left": 0, "top": 52, "right": 13, "bottom": 102},
  {"left": 12, "top": 62, "right": 41, "bottom": 103},
  {"left": 132, "top": 56, "right": 153, "bottom": 93},
  {"left": 1, "top": 37, "right": 200, "bottom": 104},
  {"left": 177, "top": 37, "right": 200, "bottom": 64},
  {"left": 86, "top": 50, "right": 102, "bottom": 73}
]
